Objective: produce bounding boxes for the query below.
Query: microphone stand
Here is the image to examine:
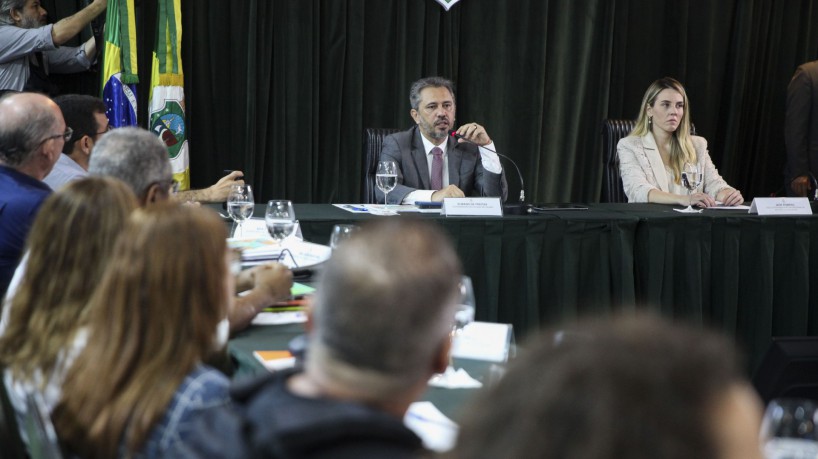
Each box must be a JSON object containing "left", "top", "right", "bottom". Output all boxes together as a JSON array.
[{"left": 450, "top": 131, "right": 532, "bottom": 215}]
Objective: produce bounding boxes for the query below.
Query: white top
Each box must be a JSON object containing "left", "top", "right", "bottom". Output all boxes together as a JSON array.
[
  {"left": 3, "top": 328, "right": 88, "bottom": 444},
  {"left": 617, "top": 132, "right": 730, "bottom": 203},
  {"left": 42, "top": 153, "right": 87, "bottom": 191}
]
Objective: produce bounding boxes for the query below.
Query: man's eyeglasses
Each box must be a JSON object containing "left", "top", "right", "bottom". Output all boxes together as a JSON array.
[
  {"left": 95, "top": 124, "right": 113, "bottom": 136},
  {"left": 39, "top": 127, "right": 73, "bottom": 146}
]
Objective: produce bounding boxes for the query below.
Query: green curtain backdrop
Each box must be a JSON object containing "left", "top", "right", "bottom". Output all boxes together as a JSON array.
[{"left": 48, "top": 0, "right": 818, "bottom": 204}]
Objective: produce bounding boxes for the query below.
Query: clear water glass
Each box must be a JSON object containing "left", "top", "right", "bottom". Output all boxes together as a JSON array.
[
  {"left": 265, "top": 200, "right": 296, "bottom": 243},
  {"left": 227, "top": 184, "right": 254, "bottom": 237}
]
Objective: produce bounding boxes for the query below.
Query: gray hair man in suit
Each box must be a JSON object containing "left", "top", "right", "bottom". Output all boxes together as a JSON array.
[{"left": 377, "top": 76, "right": 508, "bottom": 204}]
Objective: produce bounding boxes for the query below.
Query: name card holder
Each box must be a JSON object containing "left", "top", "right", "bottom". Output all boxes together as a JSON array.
[
  {"left": 442, "top": 197, "right": 503, "bottom": 217},
  {"left": 749, "top": 198, "right": 812, "bottom": 216},
  {"left": 452, "top": 321, "right": 515, "bottom": 362}
]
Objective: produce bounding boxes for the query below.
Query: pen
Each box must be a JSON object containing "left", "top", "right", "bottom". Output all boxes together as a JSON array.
[
  {"left": 262, "top": 306, "right": 306, "bottom": 313},
  {"left": 343, "top": 205, "right": 368, "bottom": 212},
  {"left": 223, "top": 170, "right": 244, "bottom": 180}
]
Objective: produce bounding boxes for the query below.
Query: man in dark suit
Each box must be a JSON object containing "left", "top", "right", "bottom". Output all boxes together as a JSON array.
[
  {"left": 785, "top": 60, "right": 818, "bottom": 197},
  {"left": 377, "top": 76, "right": 507, "bottom": 204}
]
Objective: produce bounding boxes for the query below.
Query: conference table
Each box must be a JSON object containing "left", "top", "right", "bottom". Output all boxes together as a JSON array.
[{"left": 230, "top": 202, "right": 818, "bottom": 372}]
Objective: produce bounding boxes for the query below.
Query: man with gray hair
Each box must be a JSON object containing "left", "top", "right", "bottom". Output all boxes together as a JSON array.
[
  {"left": 89, "top": 126, "right": 294, "bottom": 334},
  {"left": 89, "top": 126, "right": 175, "bottom": 206},
  {"left": 0, "top": 91, "right": 66, "bottom": 298},
  {"left": 0, "top": 0, "right": 107, "bottom": 94},
  {"left": 377, "top": 76, "right": 508, "bottom": 204},
  {"left": 175, "top": 219, "right": 462, "bottom": 458}
]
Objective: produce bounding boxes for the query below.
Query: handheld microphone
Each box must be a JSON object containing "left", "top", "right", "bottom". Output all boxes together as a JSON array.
[{"left": 450, "top": 131, "right": 530, "bottom": 214}]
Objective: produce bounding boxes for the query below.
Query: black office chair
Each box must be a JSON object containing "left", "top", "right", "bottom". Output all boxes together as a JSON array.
[
  {"left": 600, "top": 119, "right": 636, "bottom": 203},
  {"left": 600, "top": 119, "right": 696, "bottom": 203},
  {"left": 361, "top": 128, "right": 399, "bottom": 204},
  {"left": 24, "top": 392, "right": 64, "bottom": 459},
  {"left": 0, "top": 368, "right": 27, "bottom": 459}
]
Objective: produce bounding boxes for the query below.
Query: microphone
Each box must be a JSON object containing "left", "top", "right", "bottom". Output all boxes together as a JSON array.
[{"left": 450, "top": 131, "right": 531, "bottom": 214}]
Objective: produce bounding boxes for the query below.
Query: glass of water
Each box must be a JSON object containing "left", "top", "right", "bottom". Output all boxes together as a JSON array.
[
  {"left": 680, "top": 162, "right": 703, "bottom": 213},
  {"left": 265, "top": 200, "right": 297, "bottom": 244},
  {"left": 329, "top": 224, "right": 359, "bottom": 251},
  {"left": 226, "top": 184, "right": 254, "bottom": 237},
  {"left": 376, "top": 160, "right": 398, "bottom": 208},
  {"left": 432, "top": 275, "right": 477, "bottom": 386}
]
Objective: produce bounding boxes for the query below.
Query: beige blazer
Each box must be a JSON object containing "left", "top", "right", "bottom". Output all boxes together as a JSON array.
[{"left": 617, "top": 132, "right": 730, "bottom": 203}]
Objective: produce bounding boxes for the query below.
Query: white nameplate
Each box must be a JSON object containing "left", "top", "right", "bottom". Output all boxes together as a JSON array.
[
  {"left": 442, "top": 197, "right": 503, "bottom": 217},
  {"left": 452, "top": 321, "right": 514, "bottom": 362},
  {"left": 749, "top": 198, "right": 812, "bottom": 215}
]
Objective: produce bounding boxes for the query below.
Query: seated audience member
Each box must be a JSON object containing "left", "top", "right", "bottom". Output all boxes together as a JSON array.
[
  {"left": 377, "top": 76, "right": 508, "bottom": 204},
  {"left": 175, "top": 170, "right": 246, "bottom": 203},
  {"left": 449, "top": 314, "right": 764, "bottom": 459},
  {"left": 174, "top": 219, "right": 462, "bottom": 458},
  {"left": 617, "top": 77, "right": 743, "bottom": 207},
  {"left": 0, "top": 177, "right": 136, "bottom": 443},
  {"left": 43, "top": 94, "right": 108, "bottom": 189},
  {"left": 88, "top": 126, "right": 292, "bottom": 332},
  {"left": 47, "top": 94, "right": 244, "bottom": 199},
  {"left": 0, "top": 91, "right": 65, "bottom": 299},
  {"left": 53, "top": 204, "right": 233, "bottom": 458}
]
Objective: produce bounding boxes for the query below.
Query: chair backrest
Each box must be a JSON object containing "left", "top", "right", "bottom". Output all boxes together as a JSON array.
[
  {"left": 0, "top": 371, "right": 27, "bottom": 459},
  {"left": 600, "top": 119, "right": 636, "bottom": 203},
  {"left": 24, "top": 392, "right": 64, "bottom": 459},
  {"left": 362, "top": 128, "right": 399, "bottom": 204},
  {"left": 600, "top": 119, "right": 696, "bottom": 203}
]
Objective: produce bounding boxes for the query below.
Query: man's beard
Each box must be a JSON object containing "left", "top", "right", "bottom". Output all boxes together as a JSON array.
[
  {"left": 19, "top": 14, "right": 44, "bottom": 29},
  {"left": 420, "top": 117, "right": 453, "bottom": 141}
]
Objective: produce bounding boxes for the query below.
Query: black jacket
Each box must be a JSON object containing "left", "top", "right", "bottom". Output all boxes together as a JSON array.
[{"left": 172, "top": 368, "right": 426, "bottom": 459}]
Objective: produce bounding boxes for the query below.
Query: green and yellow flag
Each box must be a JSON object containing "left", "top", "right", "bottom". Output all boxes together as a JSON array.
[
  {"left": 149, "top": 0, "right": 189, "bottom": 190},
  {"left": 101, "top": 0, "right": 138, "bottom": 127}
]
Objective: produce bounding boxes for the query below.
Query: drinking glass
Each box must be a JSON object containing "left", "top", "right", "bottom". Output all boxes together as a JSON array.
[
  {"left": 329, "top": 224, "right": 359, "bottom": 251},
  {"left": 432, "top": 276, "right": 476, "bottom": 386},
  {"left": 453, "top": 276, "right": 476, "bottom": 336},
  {"left": 226, "top": 184, "right": 254, "bottom": 237},
  {"left": 265, "top": 200, "right": 297, "bottom": 244},
  {"left": 680, "top": 162, "right": 703, "bottom": 213},
  {"left": 761, "top": 398, "right": 818, "bottom": 459},
  {"left": 376, "top": 161, "right": 398, "bottom": 209}
]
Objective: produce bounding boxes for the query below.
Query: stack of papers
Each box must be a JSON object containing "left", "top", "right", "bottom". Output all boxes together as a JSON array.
[
  {"left": 333, "top": 204, "right": 441, "bottom": 214},
  {"left": 253, "top": 350, "right": 297, "bottom": 371},
  {"left": 228, "top": 238, "right": 331, "bottom": 268}
]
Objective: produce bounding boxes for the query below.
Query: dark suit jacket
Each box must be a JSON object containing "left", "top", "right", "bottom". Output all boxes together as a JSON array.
[
  {"left": 785, "top": 61, "right": 818, "bottom": 190},
  {"left": 375, "top": 126, "right": 508, "bottom": 204}
]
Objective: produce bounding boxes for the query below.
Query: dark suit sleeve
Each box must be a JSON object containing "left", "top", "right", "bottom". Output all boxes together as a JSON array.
[
  {"left": 785, "top": 65, "right": 814, "bottom": 181},
  {"left": 377, "top": 134, "right": 415, "bottom": 205}
]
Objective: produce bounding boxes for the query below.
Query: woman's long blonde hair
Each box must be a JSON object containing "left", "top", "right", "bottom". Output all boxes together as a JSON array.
[
  {"left": 53, "top": 204, "right": 229, "bottom": 459},
  {"left": 630, "top": 77, "right": 697, "bottom": 184},
  {"left": 0, "top": 177, "right": 136, "bottom": 382}
]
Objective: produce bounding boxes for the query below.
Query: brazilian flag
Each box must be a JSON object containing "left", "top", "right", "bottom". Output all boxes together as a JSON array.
[
  {"left": 149, "top": 0, "right": 189, "bottom": 190},
  {"left": 101, "top": 0, "right": 138, "bottom": 128}
]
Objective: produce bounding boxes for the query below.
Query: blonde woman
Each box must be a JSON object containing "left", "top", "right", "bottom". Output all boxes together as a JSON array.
[
  {"left": 53, "top": 203, "right": 232, "bottom": 458},
  {"left": 0, "top": 177, "right": 137, "bottom": 440},
  {"left": 617, "top": 77, "right": 743, "bottom": 207}
]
